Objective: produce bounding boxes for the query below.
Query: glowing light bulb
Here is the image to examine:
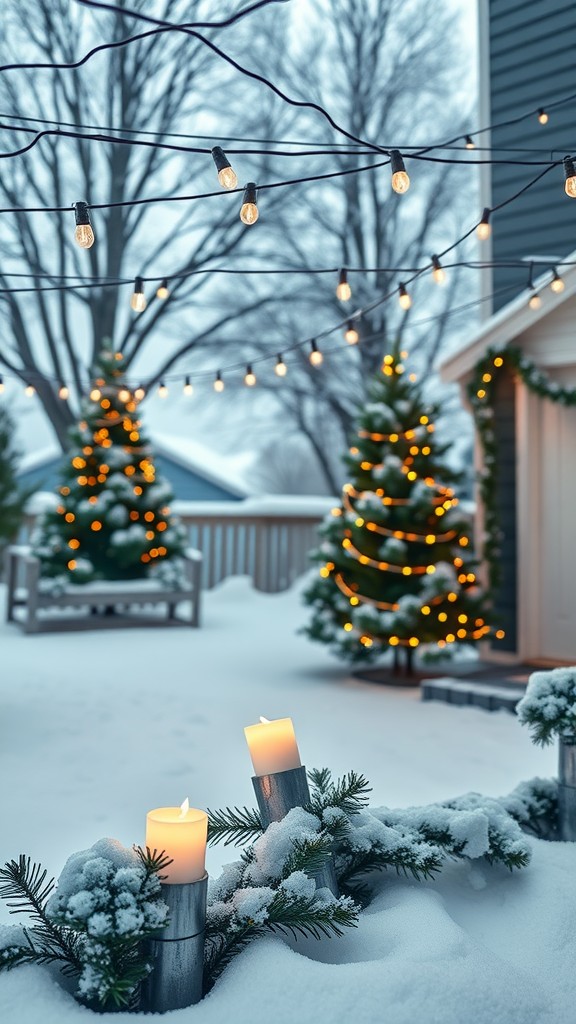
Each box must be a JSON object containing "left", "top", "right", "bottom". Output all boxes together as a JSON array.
[
  {"left": 309, "top": 340, "right": 323, "bottom": 366},
  {"left": 275, "top": 355, "right": 287, "bottom": 377},
  {"left": 344, "top": 321, "right": 359, "bottom": 344},
  {"left": 131, "top": 276, "right": 146, "bottom": 312},
  {"left": 551, "top": 269, "right": 565, "bottom": 293},
  {"left": 528, "top": 290, "right": 542, "bottom": 310},
  {"left": 537, "top": 108, "right": 548, "bottom": 125},
  {"left": 134, "top": 385, "right": 146, "bottom": 401},
  {"left": 0, "top": 376, "right": 4, "bottom": 394},
  {"left": 90, "top": 387, "right": 101, "bottom": 401},
  {"left": 465, "top": 135, "right": 475, "bottom": 150},
  {"left": 156, "top": 278, "right": 170, "bottom": 300},
  {"left": 58, "top": 384, "right": 69, "bottom": 400},
  {"left": 398, "top": 283, "right": 411, "bottom": 310},
  {"left": 25, "top": 383, "right": 35, "bottom": 397},
  {"left": 390, "top": 149, "right": 410, "bottom": 193},
  {"left": 563, "top": 157, "right": 576, "bottom": 198},
  {"left": 336, "top": 268, "right": 352, "bottom": 301},
  {"left": 158, "top": 380, "right": 168, "bottom": 398},
  {"left": 118, "top": 387, "right": 131, "bottom": 402},
  {"left": 214, "top": 372, "right": 225, "bottom": 392},
  {"left": 431, "top": 255, "right": 446, "bottom": 285},
  {"left": 73, "top": 201, "right": 94, "bottom": 249},
  {"left": 244, "top": 364, "right": 257, "bottom": 386},
  {"left": 183, "top": 375, "right": 193, "bottom": 396},
  {"left": 211, "top": 146, "right": 238, "bottom": 190},
  {"left": 240, "top": 182, "right": 258, "bottom": 224},
  {"left": 477, "top": 208, "right": 491, "bottom": 240}
]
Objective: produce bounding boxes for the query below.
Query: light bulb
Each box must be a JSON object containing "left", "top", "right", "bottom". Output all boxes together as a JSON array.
[
  {"left": 156, "top": 278, "right": 170, "bottom": 300},
  {"left": 73, "top": 201, "right": 94, "bottom": 249},
  {"left": 90, "top": 387, "right": 101, "bottom": 401},
  {"left": 563, "top": 157, "right": 576, "bottom": 198},
  {"left": 183, "top": 376, "right": 193, "bottom": 396},
  {"left": 275, "top": 355, "right": 287, "bottom": 377},
  {"left": 25, "top": 383, "right": 35, "bottom": 397},
  {"left": 528, "top": 291, "right": 542, "bottom": 310},
  {"left": 131, "top": 276, "right": 146, "bottom": 312},
  {"left": 390, "top": 150, "right": 410, "bottom": 194},
  {"left": 135, "top": 385, "right": 146, "bottom": 401},
  {"left": 158, "top": 381, "right": 168, "bottom": 398},
  {"left": 211, "top": 146, "right": 238, "bottom": 190},
  {"left": 59, "top": 384, "right": 69, "bottom": 399},
  {"left": 214, "top": 372, "right": 225, "bottom": 392},
  {"left": 431, "top": 255, "right": 446, "bottom": 285},
  {"left": 244, "top": 364, "right": 257, "bottom": 386},
  {"left": 551, "top": 269, "right": 565, "bottom": 293},
  {"left": 477, "top": 208, "right": 491, "bottom": 240},
  {"left": 309, "top": 340, "right": 323, "bottom": 366},
  {"left": 398, "top": 283, "right": 412, "bottom": 310},
  {"left": 344, "top": 321, "right": 359, "bottom": 345},
  {"left": 0, "top": 376, "right": 4, "bottom": 394},
  {"left": 465, "top": 135, "right": 475, "bottom": 150},
  {"left": 118, "top": 387, "right": 131, "bottom": 402},
  {"left": 336, "top": 268, "right": 352, "bottom": 302},
  {"left": 240, "top": 182, "right": 259, "bottom": 225},
  {"left": 537, "top": 108, "right": 548, "bottom": 125}
]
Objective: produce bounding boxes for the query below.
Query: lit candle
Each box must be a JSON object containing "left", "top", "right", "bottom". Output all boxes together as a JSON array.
[
  {"left": 244, "top": 716, "right": 302, "bottom": 776},
  {"left": 146, "top": 799, "right": 207, "bottom": 884}
]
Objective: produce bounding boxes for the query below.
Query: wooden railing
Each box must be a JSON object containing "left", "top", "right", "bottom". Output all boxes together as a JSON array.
[{"left": 20, "top": 495, "right": 335, "bottom": 594}]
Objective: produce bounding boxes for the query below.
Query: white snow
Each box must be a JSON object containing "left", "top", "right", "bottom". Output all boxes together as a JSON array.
[{"left": 0, "top": 575, "right": 570, "bottom": 1024}]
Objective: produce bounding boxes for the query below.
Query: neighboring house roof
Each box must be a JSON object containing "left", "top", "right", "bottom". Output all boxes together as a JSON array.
[
  {"left": 17, "top": 431, "right": 254, "bottom": 500},
  {"left": 440, "top": 253, "right": 576, "bottom": 384}
]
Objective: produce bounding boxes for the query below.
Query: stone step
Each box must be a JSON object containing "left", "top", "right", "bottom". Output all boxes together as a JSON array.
[{"left": 421, "top": 677, "right": 525, "bottom": 713}]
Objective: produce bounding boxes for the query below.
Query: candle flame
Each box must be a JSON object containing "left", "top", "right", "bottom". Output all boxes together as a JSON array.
[
  {"left": 179, "top": 797, "right": 190, "bottom": 818},
  {"left": 259, "top": 716, "right": 271, "bottom": 724}
]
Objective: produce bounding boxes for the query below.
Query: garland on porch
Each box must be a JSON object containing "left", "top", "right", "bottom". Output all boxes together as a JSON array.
[{"left": 466, "top": 345, "right": 576, "bottom": 592}]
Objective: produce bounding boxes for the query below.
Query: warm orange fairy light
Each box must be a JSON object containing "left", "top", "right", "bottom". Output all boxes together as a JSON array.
[
  {"left": 344, "top": 622, "right": 353, "bottom": 632},
  {"left": 144, "top": 511, "right": 154, "bottom": 521},
  {"left": 349, "top": 596, "right": 359, "bottom": 606},
  {"left": 454, "top": 556, "right": 463, "bottom": 567},
  {"left": 68, "top": 559, "right": 77, "bottom": 570},
  {"left": 409, "top": 637, "right": 419, "bottom": 647},
  {"left": 68, "top": 539, "right": 80, "bottom": 549},
  {"left": 157, "top": 521, "right": 167, "bottom": 531},
  {"left": 141, "top": 553, "right": 151, "bottom": 563},
  {"left": 355, "top": 517, "right": 365, "bottom": 527},
  {"left": 458, "top": 614, "right": 468, "bottom": 623},
  {"left": 101, "top": 398, "right": 111, "bottom": 410},
  {"left": 130, "top": 431, "right": 140, "bottom": 442},
  {"left": 130, "top": 511, "right": 139, "bottom": 521},
  {"left": 91, "top": 521, "right": 102, "bottom": 531},
  {"left": 447, "top": 592, "right": 457, "bottom": 602},
  {"left": 88, "top": 496, "right": 98, "bottom": 505},
  {"left": 459, "top": 537, "right": 469, "bottom": 547},
  {"left": 146, "top": 530, "right": 155, "bottom": 540},
  {"left": 78, "top": 475, "right": 88, "bottom": 485},
  {"left": 495, "top": 629, "right": 506, "bottom": 639},
  {"left": 438, "top": 612, "right": 447, "bottom": 622},
  {"left": 125, "top": 466, "right": 136, "bottom": 476},
  {"left": 421, "top": 605, "right": 431, "bottom": 615},
  {"left": 72, "top": 457, "right": 86, "bottom": 469},
  {"left": 83, "top": 446, "right": 93, "bottom": 456},
  {"left": 134, "top": 486, "right": 143, "bottom": 495},
  {"left": 457, "top": 629, "right": 467, "bottom": 639},
  {"left": 494, "top": 356, "right": 504, "bottom": 367},
  {"left": 389, "top": 636, "right": 399, "bottom": 646},
  {"left": 482, "top": 373, "right": 492, "bottom": 383},
  {"left": 65, "top": 512, "right": 75, "bottom": 523}
]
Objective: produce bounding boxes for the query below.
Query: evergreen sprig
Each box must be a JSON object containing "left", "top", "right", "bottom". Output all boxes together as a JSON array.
[
  {"left": 207, "top": 805, "right": 263, "bottom": 847},
  {"left": 307, "top": 767, "right": 371, "bottom": 817}
]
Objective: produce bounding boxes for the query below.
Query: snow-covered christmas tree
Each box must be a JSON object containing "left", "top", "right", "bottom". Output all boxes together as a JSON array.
[
  {"left": 303, "top": 346, "right": 500, "bottom": 672},
  {"left": 33, "top": 350, "right": 187, "bottom": 583}
]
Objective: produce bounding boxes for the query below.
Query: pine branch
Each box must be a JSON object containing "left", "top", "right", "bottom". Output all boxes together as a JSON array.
[
  {"left": 336, "top": 842, "right": 442, "bottom": 906},
  {"left": 133, "top": 845, "right": 173, "bottom": 879},
  {"left": 207, "top": 806, "right": 264, "bottom": 847},
  {"left": 266, "top": 891, "right": 358, "bottom": 941},
  {"left": 307, "top": 769, "right": 372, "bottom": 817},
  {"left": 281, "top": 833, "right": 334, "bottom": 878},
  {"left": 203, "top": 923, "right": 257, "bottom": 993}
]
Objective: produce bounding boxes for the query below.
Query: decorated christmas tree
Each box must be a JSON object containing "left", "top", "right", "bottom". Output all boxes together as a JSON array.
[
  {"left": 303, "top": 346, "right": 501, "bottom": 672},
  {"left": 33, "top": 350, "right": 187, "bottom": 583}
]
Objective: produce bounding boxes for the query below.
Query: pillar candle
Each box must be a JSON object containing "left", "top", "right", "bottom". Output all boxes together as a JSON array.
[
  {"left": 146, "top": 801, "right": 207, "bottom": 884},
  {"left": 244, "top": 717, "right": 302, "bottom": 776}
]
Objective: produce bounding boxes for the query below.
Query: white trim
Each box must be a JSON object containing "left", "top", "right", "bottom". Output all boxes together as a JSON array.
[{"left": 515, "top": 383, "right": 542, "bottom": 660}]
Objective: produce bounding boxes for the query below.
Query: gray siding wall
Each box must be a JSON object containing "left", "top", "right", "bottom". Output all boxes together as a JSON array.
[
  {"left": 488, "top": 0, "right": 576, "bottom": 309},
  {"left": 491, "top": 368, "right": 517, "bottom": 650}
]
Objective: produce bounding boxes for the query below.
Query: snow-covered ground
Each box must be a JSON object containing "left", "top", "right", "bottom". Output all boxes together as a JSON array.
[{"left": 0, "top": 576, "right": 570, "bottom": 1024}]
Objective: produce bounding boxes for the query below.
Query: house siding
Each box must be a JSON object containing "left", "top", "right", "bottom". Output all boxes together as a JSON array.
[
  {"left": 485, "top": 0, "right": 576, "bottom": 309},
  {"left": 490, "top": 367, "right": 517, "bottom": 650}
]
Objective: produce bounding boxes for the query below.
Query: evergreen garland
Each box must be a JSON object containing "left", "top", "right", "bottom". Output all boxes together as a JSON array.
[
  {"left": 467, "top": 345, "right": 576, "bottom": 594},
  {"left": 0, "top": 406, "right": 33, "bottom": 549}
]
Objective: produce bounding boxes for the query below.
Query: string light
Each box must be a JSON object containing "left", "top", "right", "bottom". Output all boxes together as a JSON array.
[
  {"left": 398, "top": 283, "right": 411, "bottom": 310},
  {"left": 274, "top": 354, "right": 287, "bottom": 377},
  {"left": 550, "top": 269, "right": 565, "bottom": 293},
  {"left": 390, "top": 150, "right": 410, "bottom": 193},
  {"left": 336, "top": 268, "right": 352, "bottom": 302},
  {"left": 158, "top": 380, "right": 168, "bottom": 398},
  {"left": 25, "top": 383, "right": 35, "bottom": 396},
  {"left": 431, "top": 255, "right": 446, "bottom": 285},
  {"left": 58, "top": 383, "right": 69, "bottom": 399},
  {"left": 73, "top": 201, "right": 94, "bottom": 249},
  {"left": 130, "top": 276, "right": 146, "bottom": 312},
  {"left": 240, "top": 182, "right": 258, "bottom": 225},
  {"left": 477, "top": 208, "right": 492, "bottom": 240},
  {"left": 563, "top": 156, "right": 576, "bottom": 198},
  {"left": 465, "top": 135, "right": 475, "bottom": 150},
  {"left": 118, "top": 386, "right": 130, "bottom": 402},
  {"left": 537, "top": 108, "right": 549, "bottom": 125},
  {"left": 528, "top": 289, "right": 542, "bottom": 310},
  {"left": 183, "top": 375, "right": 193, "bottom": 396},
  {"left": 309, "top": 339, "right": 323, "bottom": 366},
  {"left": 244, "top": 364, "right": 257, "bottom": 386},
  {"left": 214, "top": 371, "right": 225, "bottom": 392},
  {"left": 156, "top": 278, "right": 170, "bottom": 299},
  {"left": 344, "top": 321, "right": 359, "bottom": 345},
  {"left": 134, "top": 384, "right": 146, "bottom": 400},
  {"left": 211, "top": 145, "right": 238, "bottom": 190},
  {"left": 90, "top": 386, "right": 101, "bottom": 401}
]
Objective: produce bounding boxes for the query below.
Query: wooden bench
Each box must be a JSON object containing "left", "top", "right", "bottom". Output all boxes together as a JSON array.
[{"left": 5, "top": 545, "right": 202, "bottom": 633}]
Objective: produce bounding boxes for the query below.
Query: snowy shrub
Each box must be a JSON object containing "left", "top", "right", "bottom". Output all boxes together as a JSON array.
[{"left": 517, "top": 668, "right": 576, "bottom": 745}]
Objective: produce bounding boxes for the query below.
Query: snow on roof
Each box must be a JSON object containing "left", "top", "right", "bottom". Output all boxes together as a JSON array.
[
  {"left": 17, "top": 432, "right": 254, "bottom": 498},
  {"left": 440, "top": 251, "right": 576, "bottom": 383}
]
